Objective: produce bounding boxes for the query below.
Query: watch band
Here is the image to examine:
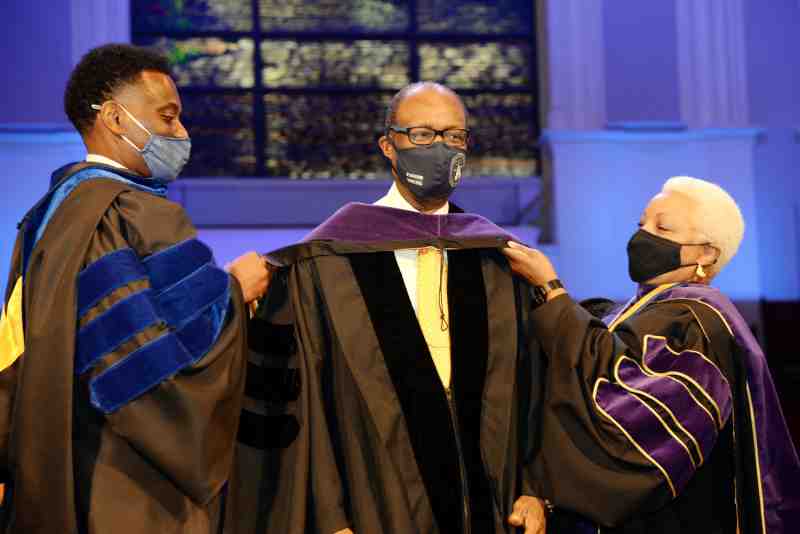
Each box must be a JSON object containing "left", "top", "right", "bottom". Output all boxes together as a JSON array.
[{"left": 531, "top": 278, "right": 564, "bottom": 309}]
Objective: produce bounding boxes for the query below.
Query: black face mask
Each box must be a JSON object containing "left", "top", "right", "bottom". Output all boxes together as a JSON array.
[
  {"left": 627, "top": 229, "right": 709, "bottom": 283},
  {"left": 391, "top": 142, "right": 466, "bottom": 203}
]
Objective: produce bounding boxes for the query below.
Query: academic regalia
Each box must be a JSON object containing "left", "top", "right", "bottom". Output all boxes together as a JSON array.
[
  {"left": 235, "top": 202, "right": 545, "bottom": 534},
  {"left": 0, "top": 162, "right": 248, "bottom": 534},
  {"left": 528, "top": 283, "right": 800, "bottom": 534}
]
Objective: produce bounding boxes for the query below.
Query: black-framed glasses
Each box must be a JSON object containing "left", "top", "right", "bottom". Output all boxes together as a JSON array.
[{"left": 388, "top": 125, "right": 470, "bottom": 147}]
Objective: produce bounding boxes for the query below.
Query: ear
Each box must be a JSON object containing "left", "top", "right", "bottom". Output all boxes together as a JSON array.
[
  {"left": 378, "top": 134, "right": 394, "bottom": 159},
  {"left": 96, "top": 102, "right": 125, "bottom": 136}
]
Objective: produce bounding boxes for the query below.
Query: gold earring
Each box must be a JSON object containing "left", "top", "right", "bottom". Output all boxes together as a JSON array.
[{"left": 695, "top": 264, "right": 706, "bottom": 279}]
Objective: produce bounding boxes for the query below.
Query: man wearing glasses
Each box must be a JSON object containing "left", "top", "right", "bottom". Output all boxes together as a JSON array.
[{"left": 238, "top": 82, "right": 548, "bottom": 534}]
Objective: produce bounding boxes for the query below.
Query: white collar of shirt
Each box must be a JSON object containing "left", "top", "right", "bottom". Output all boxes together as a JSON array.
[
  {"left": 86, "top": 154, "right": 128, "bottom": 170},
  {"left": 374, "top": 182, "right": 449, "bottom": 215}
]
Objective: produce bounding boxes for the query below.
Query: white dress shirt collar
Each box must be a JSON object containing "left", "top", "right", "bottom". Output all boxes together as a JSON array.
[
  {"left": 86, "top": 154, "right": 128, "bottom": 170},
  {"left": 374, "top": 182, "right": 450, "bottom": 215}
]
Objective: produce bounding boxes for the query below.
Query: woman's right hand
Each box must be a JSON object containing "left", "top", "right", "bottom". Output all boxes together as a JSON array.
[{"left": 501, "top": 242, "right": 560, "bottom": 287}]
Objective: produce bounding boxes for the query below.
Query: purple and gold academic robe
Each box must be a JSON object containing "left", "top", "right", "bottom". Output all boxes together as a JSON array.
[
  {"left": 529, "top": 283, "right": 800, "bottom": 534},
  {"left": 0, "top": 163, "right": 248, "bottom": 534},
  {"left": 234, "top": 203, "right": 545, "bottom": 534}
]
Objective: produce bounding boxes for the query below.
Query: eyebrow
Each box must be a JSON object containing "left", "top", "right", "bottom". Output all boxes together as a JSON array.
[
  {"left": 157, "top": 103, "right": 180, "bottom": 114},
  {"left": 406, "top": 123, "right": 466, "bottom": 130}
]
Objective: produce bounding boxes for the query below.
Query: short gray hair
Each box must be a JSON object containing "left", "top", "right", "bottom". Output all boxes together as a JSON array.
[{"left": 661, "top": 176, "right": 745, "bottom": 275}]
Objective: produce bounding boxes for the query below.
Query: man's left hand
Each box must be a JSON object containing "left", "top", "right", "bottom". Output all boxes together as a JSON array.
[
  {"left": 508, "top": 496, "right": 546, "bottom": 534},
  {"left": 226, "top": 251, "right": 272, "bottom": 304}
]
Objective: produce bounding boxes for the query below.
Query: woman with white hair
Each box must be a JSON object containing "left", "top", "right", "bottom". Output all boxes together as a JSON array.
[{"left": 502, "top": 176, "right": 800, "bottom": 533}]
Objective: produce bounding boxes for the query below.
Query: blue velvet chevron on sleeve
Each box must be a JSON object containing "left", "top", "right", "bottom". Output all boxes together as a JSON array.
[{"left": 76, "top": 238, "right": 231, "bottom": 414}]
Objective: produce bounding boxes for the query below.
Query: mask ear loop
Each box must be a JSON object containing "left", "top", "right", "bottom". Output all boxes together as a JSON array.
[{"left": 91, "top": 102, "right": 151, "bottom": 152}]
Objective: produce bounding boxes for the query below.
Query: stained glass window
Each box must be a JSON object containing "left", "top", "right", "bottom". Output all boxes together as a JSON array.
[
  {"left": 417, "top": 0, "right": 534, "bottom": 34},
  {"left": 265, "top": 93, "right": 392, "bottom": 178},
  {"left": 132, "top": 0, "right": 539, "bottom": 178},
  {"left": 261, "top": 41, "right": 410, "bottom": 88},
  {"left": 259, "top": 0, "right": 409, "bottom": 32},
  {"left": 179, "top": 94, "right": 256, "bottom": 176}
]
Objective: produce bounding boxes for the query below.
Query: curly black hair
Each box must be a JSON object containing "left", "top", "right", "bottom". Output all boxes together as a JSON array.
[{"left": 64, "top": 43, "right": 170, "bottom": 134}]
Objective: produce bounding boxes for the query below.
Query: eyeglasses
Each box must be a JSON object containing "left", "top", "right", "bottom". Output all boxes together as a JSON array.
[{"left": 388, "top": 125, "right": 470, "bottom": 147}]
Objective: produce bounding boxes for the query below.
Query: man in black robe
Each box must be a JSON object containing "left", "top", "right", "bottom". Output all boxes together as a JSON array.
[
  {"left": 236, "top": 82, "right": 548, "bottom": 534},
  {"left": 0, "top": 44, "right": 269, "bottom": 533}
]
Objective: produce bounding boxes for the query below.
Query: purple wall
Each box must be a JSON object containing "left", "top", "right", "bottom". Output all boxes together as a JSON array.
[
  {"left": 0, "top": 1, "right": 73, "bottom": 124},
  {"left": 745, "top": 0, "right": 800, "bottom": 300},
  {"left": 603, "top": 0, "right": 681, "bottom": 123}
]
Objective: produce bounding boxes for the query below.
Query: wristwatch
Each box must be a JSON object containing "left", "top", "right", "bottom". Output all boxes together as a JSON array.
[{"left": 531, "top": 279, "right": 564, "bottom": 309}]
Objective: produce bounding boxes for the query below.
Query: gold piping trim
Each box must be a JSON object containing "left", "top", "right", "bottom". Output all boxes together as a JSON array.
[
  {"left": 644, "top": 333, "right": 731, "bottom": 389},
  {"left": 677, "top": 303, "right": 711, "bottom": 344},
  {"left": 607, "top": 284, "right": 678, "bottom": 332},
  {"left": 592, "top": 378, "right": 678, "bottom": 497},
  {"left": 657, "top": 297, "right": 735, "bottom": 338},
  {"left": 606, "top": 295, "right": 636, "bottom": 329},
  {"left": 633, "top": 354, "right": 718, "bottom": 435},
  {"left": 658, "top": 296, "right": 743, "bottom": 530},
  {"left": 640, "top": 334, "right": 730, "bottom": 428},
  {"left": 615, "top": 356, "right": 704, "bottom": 466},
  {"left": 745, "top": 383, "right": 767, "bottom": 534}
]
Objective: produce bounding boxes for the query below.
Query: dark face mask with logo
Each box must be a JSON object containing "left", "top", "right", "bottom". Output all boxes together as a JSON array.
[
  {"left": 627, "top": 229, "right": 711, "bottom": 283},
  {"left": 391, "top": 141, "right": 467, "bottom": 203}
]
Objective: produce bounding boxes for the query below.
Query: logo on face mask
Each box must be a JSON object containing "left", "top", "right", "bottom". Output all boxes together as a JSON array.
[
  {"left": 392, "top": 142, "right": 467, "bottom": 202},
  {"left": 405, "top": 172, "right": 425, "bottom": 186},
  {"left": 449, "top": 152, "right": 465, "bottom": 187}
]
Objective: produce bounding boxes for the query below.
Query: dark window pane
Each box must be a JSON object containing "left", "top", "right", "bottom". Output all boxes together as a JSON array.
[
  {"left": 462, "top": 93, "right": 537, "bottom": 177},
  {"left": 419, "top": 42, "right": 531, "bottom": 89},
  {"left": 181, "top": 94, "right": 256, "bottom": 176},
  {"left": 259, "top": 0, "right": 409, "bottom": 31},
  {"left": 132, "top": 0, "right": 253, "bottom": 32},
  {"left": 417, "top": 0, "right": 533, "bottom": 34},
  {"left": 264, "top": 93, "right": 392, "bottom": 178},
  {"left": 138, "top": 37, "right": 254, "bottom": 88},
  {"left": 262, "top": 40, "right": 409, "bottom": 88}
]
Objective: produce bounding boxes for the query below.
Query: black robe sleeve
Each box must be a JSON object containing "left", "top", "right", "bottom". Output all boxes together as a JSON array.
[
  {"left": 527, "top": 293, "right": 734, "bottom": 527},
  {"left": 239, "top": 259, "right": 349, "bottom": 534},
  {"left": 75, "top": 191, "right": 248, "bottom": 506}
]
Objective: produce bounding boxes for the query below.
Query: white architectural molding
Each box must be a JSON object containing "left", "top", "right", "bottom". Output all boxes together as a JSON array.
[
  {"left": 70, "top": 0, "right": 131, "bottom": 67},
  {"left": 676, "top": 0, "right": 749, "bottom": 128},
  {"left": 540, "top": 0, "right": 606, "bottom": 130}
]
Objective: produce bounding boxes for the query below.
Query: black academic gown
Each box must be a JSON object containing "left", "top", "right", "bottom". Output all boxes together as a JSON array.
[
  {"left": 528, "top": 284, "right": 800, "bottom": 534},
  {"left": 234, "top": 203, "right": 544, "bottom": 534},
  {"left": 0, "top": 163, "right": 248, "bottom": 534}
]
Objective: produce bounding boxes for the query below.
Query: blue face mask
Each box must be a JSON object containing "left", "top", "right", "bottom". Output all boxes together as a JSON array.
[{"left": 93, "top": 102, "right": 191, "bottom": 182}]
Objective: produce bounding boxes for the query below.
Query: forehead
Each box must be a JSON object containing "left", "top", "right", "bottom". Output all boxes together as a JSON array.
[
  {"left": 117, "top": 70, "right": 182, "bottom": 110},
  {"left": 644, "top": 191, "right": 695, "bottom": 219},
  {"left": 394, "top": 87, "right": 466, "bottom": 127}
]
